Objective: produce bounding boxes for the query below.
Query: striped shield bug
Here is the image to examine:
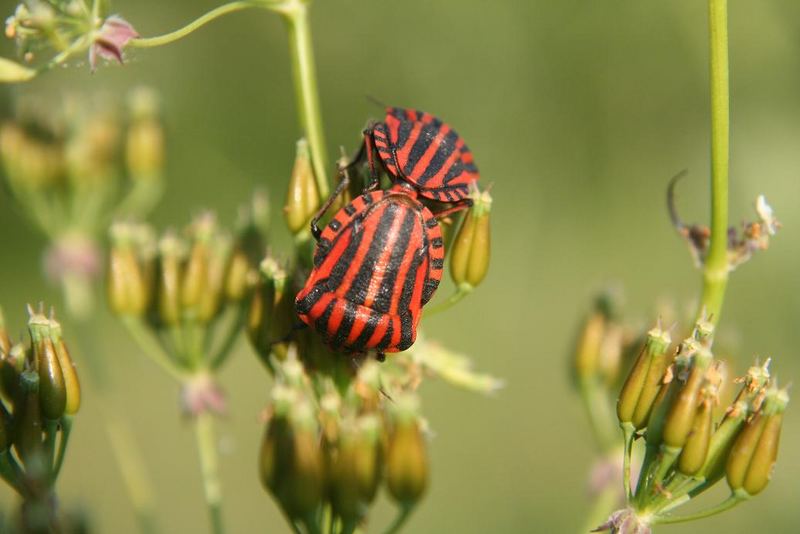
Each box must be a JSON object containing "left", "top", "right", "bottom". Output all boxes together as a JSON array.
[
  {"left": 350, "top": 107, "right": 480, "bottom": 205},
  {"left": 295, "top": 181, "right": 470, "bottom": 359}
]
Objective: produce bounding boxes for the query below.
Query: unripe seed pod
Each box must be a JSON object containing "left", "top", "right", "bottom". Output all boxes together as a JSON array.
[
  {"left": 108, "top": 225, "right": 149, "bottom": 316},
  {"left": 0, "top": 344, "right": 26, "bottom": 403},
  {"left": 198, "top": 234, "right": 232, "bottom": 323},
  {"left": 662, "top": 347, "right": 712, "bottom": 449},
  {"left": 156, "top": 233, "right": 184, "bottom": 325},
  {"left": 34, "top": 331, "right": 66, "bottom": 421},
  {"left": 259, "top": 399, "right": 324, "bottom": 519},
  {"left": 224, "top": 247, "right": 250, "bottom": 303},
  {"left": 181, "top": 240, "right": 209, "bottom": 313},
  {"left": 678, "top": 395, "right": 714, "bottom": 476},
  {"left": 126, "top": 88, "right": 164, "bottom": 180},
  {"left": 49, "top": 322, "right": 81, "bottom": 415},
  {"left": 617, "top": 324, "right": 671, "bottom": 427},
  {"left": 726, "top": 387, "right": 788, "bottom": 495},
  {"left": 284, "top": 138, "right": 320, "bottom": 235},
  {"left": 247, "top": 258, "right": 284, "bottom": 361},
  {"left": 386, "top": 396, "right": 428, "bottom": 506},
  {"left": 330, "top": 415, "right": 383, "bottom": 521},
  {"left": 13, "top": 371, "right": 42, "bottom": 465},
  {"left": 572, "top": 309, "right": 605, "bottom": 385},
  {"left": 450, "top": 188, "right": 491, "bottom": 288}
]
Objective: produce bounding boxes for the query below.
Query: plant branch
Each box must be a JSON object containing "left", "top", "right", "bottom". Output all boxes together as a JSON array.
[
  {"left": 194, "top": 412, "right": 225, "bottom": 534},
  {"left": 129, "top": 2, "right": 267, "bottom": 49},
  {"left": 120, "top": 316, "right": 185, "bottom": 381},
  {"left": 653, "top": 492, "right": 746, "bottom": 524},
  {"left": 699, "top": 0, "right": 730, "bottom": 327},
  {"left": 276, "top": 0, "right": 331, "bottom": 198}
]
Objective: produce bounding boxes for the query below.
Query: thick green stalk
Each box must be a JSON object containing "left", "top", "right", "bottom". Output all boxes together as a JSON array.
[
  {"left": 699, "top": 0, "right": 730, "bottom": 326},
  {"left": 195, "top": 413, "right": 225, "bottom": 534},
  {"left": 279, "top": 0, "right": 331, "bottom": 198}
]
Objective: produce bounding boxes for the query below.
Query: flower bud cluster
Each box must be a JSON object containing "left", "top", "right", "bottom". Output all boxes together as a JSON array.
[
  {"left": 259, "top": 350, "right": 429, "bottom": 531},
  {"left": 107, "top": 198, "right": 268, "bottom": 416},
  {"left": 610, "top": 317, "right": 788, "bottom": 527},
  {"left": 0, "top": 304, "right": 80, "bottom": 508},
  {"left": 0, "top": 89, "right": 165, "bottom": 318}
]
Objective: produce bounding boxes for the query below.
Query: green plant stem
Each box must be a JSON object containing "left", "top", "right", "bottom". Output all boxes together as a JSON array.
[
  {"left": 277, "top": 0, "right": 331, "bottom": 198},
  {"left": 382, "top": 504, "right": 415, "bottom": 534},
  {"left": 621, "top": 423, "right": 635, "bottom": 500},
  {"left": 0, "top": 450, "right": 26, "bottom": 495},
  {"left": 51, "top": 416, "right": 72, "bottom": 481},
  {"left": 194, "top": 413, "right": 225, "bottom": 534},
  {"left": 653, "top": 492, "right": 746, "bottom": 524},
  {"left": 424, "top": 284, "right": 473, "bottom": 317},
  {"left": 121, "top": 316, "right": 185, "bottom": 381},
  {"left": 699, "top": 0, "right": 730, "bottom": 326},
  {"left": 580, "top": 381, "right": 617, "bottom": 452},
  {"left": 130, "top": 2, "right": 266, "bottom": 48}
]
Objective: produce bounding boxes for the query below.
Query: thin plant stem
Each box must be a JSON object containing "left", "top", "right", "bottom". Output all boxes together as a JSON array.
[
  {"left": 653, "top": 492, "right": 746, "bottom": 525},
  {"left": 424, "top": 284, "right": 473, "bottom": 317},
  {"left": 621, "top": 423, "right": 635, "bottom": 500},
  {"left": 120, "top": 315, "right": 185, "bottom": 381},
  {"left": 51, "top": 416, "right": 72, "bottom": 481},
  {"left": 382, "top": 504, "right": 415, "bottom": 534},
  {"left": 278, "top": 0, "right": 331, "bottom": 198},
  {"left": 698, "top": 0, "right": 730, "bottom": 327},
  {"left": 130, "top": 2, "right": 266, "bottom": 49},
  {"left": 194, "top": 413, "right": 225, "bottom": 534}
]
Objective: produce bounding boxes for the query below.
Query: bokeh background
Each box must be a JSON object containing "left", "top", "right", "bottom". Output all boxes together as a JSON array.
[{"left": 1, "top": 0, "right": 799, "bottom": 532}]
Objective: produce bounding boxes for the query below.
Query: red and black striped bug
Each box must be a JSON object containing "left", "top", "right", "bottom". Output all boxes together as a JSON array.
[
  {"left": 295, "top": 106, "right": 480, "bottom": 359},
  {"left": 352, "top": 106, "right": 480, "bottom": 205},
  {"left": 295, "top": 182, "right": 468, "bottom": 359}
]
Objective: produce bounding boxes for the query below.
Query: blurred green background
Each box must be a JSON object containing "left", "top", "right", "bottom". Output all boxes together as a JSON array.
[{"left": 1, "top": 0, "right": 799, "bottom": 532}]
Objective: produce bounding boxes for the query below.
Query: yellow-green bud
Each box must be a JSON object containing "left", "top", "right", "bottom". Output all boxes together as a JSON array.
[
  {"left": 29, "top": 316, "right": 66, "bottom": 421},
  {"left": 726, "top": 386, "right": 788, "bottom": 495},
  {"left": 678, "top": 393, "right": 714, "bottom": 476},
  {"left": 284, "top": 138, "right": 320, "bottom": 235},
  {"left": 13, "top": 371, "right": 43, "bottom": 465},
  {"left": 49, "top": 321, "right": 81, "bottom": 415},
  {"left": 386, "top": 395, "right": 428, "bottom": 507},
  {"left": 125, "top": 88, "right": 164, "bottom": 180},
  {"left": 198, "top": 233, "right": 233, "bottom": 323},
  {"left": 450, "top": 187, "right": 491, "bottom": 288},
  {"left": 246, "top": 258, "right": 285, "bottom": 361},
  {"left": 330, "top": 415, "right": 383, "bottom": 521},
  {"left": 259, "top": 399, "right": 325, "bottom": 519},
  {"left": 617, "top": 324, "right": 672, "bottom": 428},
  {"left": 573, "top": 310, "right": 605, "bottom": 385},
  {"left": 108, "top": 225, "right": 149, "bottom": 316},
  {"left": 697, "top": 360, "right": 770, "bottom": 485},
  {"left": 182, "top": 214, "right": 216, "bottom": 313},
  {"left": 0, "top": 344, "right": 25, "bottom": 404},
  {"left": 156, "top": 233, "right": 185, "bottom": 325},
  {"left": 662, "top": 346, "right": 713, "bottom": 449},
  {"left": 224, "top": 247, "right": 251, "bottom": 303}
]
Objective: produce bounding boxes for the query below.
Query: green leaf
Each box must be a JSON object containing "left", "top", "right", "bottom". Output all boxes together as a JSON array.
[{"left": 0, "top": 57, "right": 36, "bottom": 83}]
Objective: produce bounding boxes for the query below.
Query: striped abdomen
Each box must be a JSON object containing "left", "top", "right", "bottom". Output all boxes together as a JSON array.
[
  {"left": 373, "top": 107, "right": 480, "bottom": 203},
  {"left": 295, "top": 189, "right": 443, "bottom": 354}
]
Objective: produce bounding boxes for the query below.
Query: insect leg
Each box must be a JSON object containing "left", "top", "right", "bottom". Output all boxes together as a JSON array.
[
  {"left": 310, "top": 168, "right": 351, "bottom": 240},
  {"left": 433, "top": 198, "right": 474, "bottom": 220}
]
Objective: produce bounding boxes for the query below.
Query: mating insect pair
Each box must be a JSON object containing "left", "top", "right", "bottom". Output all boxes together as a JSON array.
[{"left": 295, "top": 107, "right": 481, "bottom": 359}]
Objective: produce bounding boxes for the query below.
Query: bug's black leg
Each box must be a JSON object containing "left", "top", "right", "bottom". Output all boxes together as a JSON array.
[
  {"left": 362, "top": 127, "right": 382, "bottom": 192},
  {"left": 270, "top": 322, "right": 308, "bottom": 346},
  {"left": 434, "top": 198, "right": 473, "bottom": 220},
  {"left": 310, "top": 168, "right": 351, "bottom": 241},
  {"left": 376, "top": 352, "right": 386, "bottom": 363}
]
